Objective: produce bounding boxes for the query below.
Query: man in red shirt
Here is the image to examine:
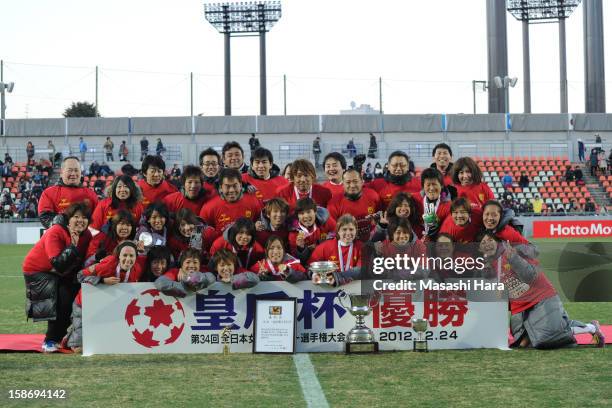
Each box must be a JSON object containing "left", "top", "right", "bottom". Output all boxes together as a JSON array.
[
  {"left": 199, "top": 147, "right": 221, "bottom": 196},
  {"left": 328, "top": 169, "right": 381, "bottom": 241},
  {"left": 222, "top": 141, "right": 249, "bottom": 174},
  {"left": 38, "top": 156, "right": 99, "bottom": 229},
  {"left": 200, "top": 168, "right": 263, "bottom": 234},
  {"left": 137, "top": 155, "right": 178, "bottom": 208},
  {"left": 277, "top": 159, "right": 331, "bottom": 209},
  {"left": 163, "top": 165, "right": 209, "bottom": 215},
  {"left": 242, "top": 147, "right": 289, "bottom": 202},
  {"left": 367, "top": 151, "right": 421, "bottom": 208},
  {"left": 320, "top": 152, "right": 346, "bottom": 198}
]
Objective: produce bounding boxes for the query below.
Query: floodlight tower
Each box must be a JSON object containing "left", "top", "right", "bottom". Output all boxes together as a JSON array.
[
  {"left": 506, "top": 0, "right": 581, "bottom": 113},
  {"left": 204, "top": 1, "right": 282, "bottom": 116}
]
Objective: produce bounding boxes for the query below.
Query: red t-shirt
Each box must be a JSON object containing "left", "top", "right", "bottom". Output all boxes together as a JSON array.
[
  {"left": 277, "top": 183, "right": 332, "bottom": 210},
  {"left": 23, "top": 224, "right": 92, "bottom": 274},
  {"left": 288, "top": 217, "right": 336, "bottom": 255},
  {"left": 163, "top": 191, "right": 208, "bottom": 216},
  {"left": 137, "top": 179, "right": 178, "bottom": 208},
  {"left": 308, "top": 239, "right": 363, "bottom": 269},
  {"left": 439, "top": 217, "right": 481, "bottom": 243},
  {"left": 209, "top": 236, "right": 265, "bottom": 269},
  {"left": 90, "top": 197, "right": 143, "bottom": 230},
  {"left": 455, "top": 183, "right": 495, "bottom": 209},
  {"left": 367, "top": 177, "right": 421, "bottom": 208},
  {"left": 242, "top": 173, "right": 290, "bottom": 203},
  {"left": 38, "top": 185, "right": 99, "bottom": 216},
  {"left": 492, "top": 253, "right": 556, "bottom": 314},
  {"left": 320, "top": 181, "right": 345, "bottom": 198},
  {"left": 250, "top": 257, "right": 306, "bottom": 280},
  {"left": 199, "top": 194, "right": 263, "bottom": 234},
  {"left": 496, "top": 225, "right": 529, "bottom": 244},
  {"left": 327, "top": 188, "right": 381, "bottom": 241}
]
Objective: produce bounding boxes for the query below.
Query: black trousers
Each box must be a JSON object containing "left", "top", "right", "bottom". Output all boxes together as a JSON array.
[{"left": 46, "top": 278, "right": 79, "bottom": 343}]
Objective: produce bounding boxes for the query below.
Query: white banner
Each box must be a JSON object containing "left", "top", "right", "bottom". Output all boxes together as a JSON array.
[{"left": 82, "top": 282, "right": 509, "bottom": 356}]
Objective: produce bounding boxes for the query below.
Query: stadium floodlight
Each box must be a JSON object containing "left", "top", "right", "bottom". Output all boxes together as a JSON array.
[
  {"left": 1, "top": 81, "right": 16, "bottom": 136},
  {"left": 506, "top": 0, "right": 580, "bottom": 113},
  {"left": 494, "top": 76, "right": 517, "bottom": 113},
  {"left": 204, "top": 2, "right": 282, "bottom": 116},
  {"left": 506, "top": 0, "right": 581, "bottom": 22}
]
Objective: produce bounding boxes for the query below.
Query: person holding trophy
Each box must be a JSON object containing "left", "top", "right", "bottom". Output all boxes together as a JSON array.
[
  {"left": 155, "top": 249, "right": 216, "bottom": 298},
  {"left": 308, "top": 214, "right": 362, "bottom": 287},
  {"left": 251, "top": 236, "right": 307, "bottom": 283}
]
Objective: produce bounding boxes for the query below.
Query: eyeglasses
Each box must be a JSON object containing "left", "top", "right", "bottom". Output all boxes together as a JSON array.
[{"left": 202, "top": 161, "right": 219, "bottom": 167}]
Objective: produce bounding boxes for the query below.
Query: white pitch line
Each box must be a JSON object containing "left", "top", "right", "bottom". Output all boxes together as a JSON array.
[{"left": 293, "top": 353, "right": 330, "bottom": 408}]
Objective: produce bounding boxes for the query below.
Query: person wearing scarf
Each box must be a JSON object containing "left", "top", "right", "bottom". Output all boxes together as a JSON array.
[{"left": 367, "top": 151, "right": 421, "bottom": 207}]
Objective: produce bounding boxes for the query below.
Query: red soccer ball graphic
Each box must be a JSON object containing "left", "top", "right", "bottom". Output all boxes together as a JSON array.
[{"left": 124, "top": 289, "right": 186, "bottom": 348}]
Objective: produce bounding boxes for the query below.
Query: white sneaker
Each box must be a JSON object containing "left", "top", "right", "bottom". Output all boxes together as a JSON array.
[{"left": 42, "top": 340, "right": 59, "bottom": 353}]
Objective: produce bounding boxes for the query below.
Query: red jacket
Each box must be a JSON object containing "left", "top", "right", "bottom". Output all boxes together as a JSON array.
[
  {"left": 23, "top": 224, "right": 92, "bottom": 274},
  {"left": 167, "top": 227, "right": 219, "bottom": 260},
  {"left": 367, "top": 177, "right": 421, "bottom": 208},
  {"left": 439, "top": 216, "right": 482, "bottom": 243},
  {"left": 320, "top": 180, "right": 344, "bottom": 198},
  {"left": 277, "top": 183, "right": 332, "bottom": 210},
  {"left": 308, "top": 238, "right": 363, "bottom": 269},
  {"left": 288, "top": 217, "right": 336, "bottom": 255},
  {"left": 496, "top": 225, "right": 529, "bottom": 244},
  {"left": 455, "top": 183, "right": 495, "bottom": 210},
  {"left": 250, "top": 256, "right": 306, "bottom": 280},
  {"left": 86, "top": 231, "right": 119, "bottom": 261},
  {"left": 327, "top": 188, "right": 381, "bottom": 241},
  {"left": 137, "top": 179, "right": 178, "bottom": 208},
  {"left": 90, "top": 197, "right": 143, "bottom": 230},
  {"left": 38, "top": 184, "right": 99, "bottom": 216},
  {"left": 199, "top": 194, "right": 263, "bottom": 234},
  {"left": 163, "top": 191, "right": 208, "bottom": 216}
]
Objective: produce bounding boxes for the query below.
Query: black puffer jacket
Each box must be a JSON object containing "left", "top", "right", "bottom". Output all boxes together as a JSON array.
[{"left": 24, "top": 272, "right": 59, "bottom": 322}]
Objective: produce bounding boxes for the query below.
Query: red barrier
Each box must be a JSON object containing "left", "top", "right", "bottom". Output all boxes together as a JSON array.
[{"left": 533, "top": 220, "right": 612, "bottom": 238}]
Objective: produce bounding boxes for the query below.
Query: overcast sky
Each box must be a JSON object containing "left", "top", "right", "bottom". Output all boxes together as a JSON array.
[{"left": 1, "top": 0, "right": 610, "bottom": 118}]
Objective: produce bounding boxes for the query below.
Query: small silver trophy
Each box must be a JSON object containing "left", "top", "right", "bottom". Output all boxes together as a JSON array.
[
  {"left": 309, "top": 261, "right": 337, "bottom": 286},
  {"left": 412, "top": 317, "right": 429, "bottom": 352},
  {"left": 338, "top": 291, "right": 380, "bottom": 353}
]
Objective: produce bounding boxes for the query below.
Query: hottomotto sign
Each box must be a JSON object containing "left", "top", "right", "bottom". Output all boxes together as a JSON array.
[{"left": 533, "top": 220, "right": 612, "bottom": 238}]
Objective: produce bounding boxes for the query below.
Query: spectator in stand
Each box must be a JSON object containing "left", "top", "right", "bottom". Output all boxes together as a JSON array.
[
  {"left": 364, "top": 163, "right": 374, "bottom": 181},
  {"left": 89, "top": 161, "right": 100, "bottom": 177},
  {"left": 156, "top": 138, "right": 166, "bottom": 157},
  {"left": 4, "top": 152, "right": 13, "bottom": 165},
  {"left": 47, "top": 140, "right": 56, "bottom": 163},
  {"left": 531, "top": 194, "right": 543, "bottom": 215},
  {"left": 374, "top": 162, "right": 383, "bottom": 178},
  {"left": 589, "top": 148, "right": 598, "bottom": 176},
  {"left": 137, "top": 155, "right": 178, "bottom": 208},
  {"left": 312, "top": 136, "right": 322, "bottom": 168},
  {"left": 248, "top": 133, "right": 261, "bottom": 153},
  {"left": 1, "top": 160, "right": 11, "bottom": 177},
  {"left": 140, "top": 136, "right": 149, "bottom": 160},
  {"left": 98, "top": 162, "right": 112, "bottom": 177},
  {"left": 564, "top": 165, "right": 575, "bottom": 182},
  {"left": 200, "top": 168, "right": 263, "bottom": 234},
  {"left": 171, "top": 164, "right": 181, "bottom": 178},
  {"left": 278, "top": 159, "right": 332, "bottom": 210},
  {"left": 502, "top": 171, "right": 513, "bottom": 190},
  {"left": 584, "top": 197, "right": 596, "bottom": 213},
  {"left": 577, "top": 138, "right": 585, "bottom": 162},
  {"left": 199, "top": 148, "right": 221, "bottom": 195},
  {"left": 103, "top": 137, "right": 114, "bottom": 162},
  {"left": 119, "top": 140, "right": 129, "bottom": 162},
  {"left": 598, "top": 150, "right": 607, "bottom": 176},
  {"left": 222, "top": 141, "right": 248, "bottom": 174},
  {"left": 90, "top": 175, "right": 143, "bottom": 230},
  {"left": 574, "top": 165, "right": 584, "bottom": 185},
  {"left": 347, "top": 138, "right": 357, "bottom": 158},
  {"left": 368, "top": 133, "right": 378, "bottom": 158},
  {"left": 38, "top": 156, "right": 99, "bottom": 229},
  {"left": 518, "top": 171, "right": 530, "bottom": 189},
  {"left": 609, "top": 149, "right": 612, "bottom": 173},
  {"left": 321, "top": 152, "right": 347, "bottom": 198},
  {"left": 242, "top": 147, "right": 289, "bottom": 202},
  {"left": 26, "top": 141, "right": 35, "bottom": 163},
  {"left": 79, "top": 137, "right": 87, "bottom": 162}
]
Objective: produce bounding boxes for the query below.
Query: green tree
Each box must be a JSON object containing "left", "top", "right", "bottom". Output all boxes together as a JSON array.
[{"left": 63, "top": 101, "right": 100, "bottom": 117}]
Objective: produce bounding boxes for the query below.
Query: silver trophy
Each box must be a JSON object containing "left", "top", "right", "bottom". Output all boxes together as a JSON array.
[
  {"left": 189, "top": 225, "right": 203, "bottom": 251},
  {"left": 139, "top": 231, "right": 153, "bottom": 250},
  {"left": 309, "top": 261, "right": 337, "bottom": 286},
  {"left": 412, "top": 317, "right": 429, "bottom": 352},
  {"left": 338, "top": 291, "right": 380, "bottom": 353}
]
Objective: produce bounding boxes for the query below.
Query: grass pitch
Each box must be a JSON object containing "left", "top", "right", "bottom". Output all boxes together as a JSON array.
[{"left": 1, "top": 244, "right": 611, "bottom": 408}]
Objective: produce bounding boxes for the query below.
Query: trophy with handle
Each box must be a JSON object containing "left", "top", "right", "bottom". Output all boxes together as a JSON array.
[
  {"left": 338, "top": 291, "right": 380, "bottom": 353},
  {"left": 309, "top": 261, "right": 337, "bottom": 286},
  {"left": 412, "top": 318, "right": 429, "bottom": 352}
]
